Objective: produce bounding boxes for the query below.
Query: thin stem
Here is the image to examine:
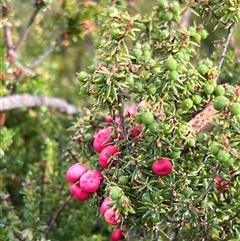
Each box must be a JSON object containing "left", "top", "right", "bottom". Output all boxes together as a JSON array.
[
  {"left": 14, "top": 7, "right": 41, "bottom": 51},
  {"left": 29, "top": 35, "right": 64, "bottom": 68},
  {"left": 43, "top": 194, "right": 73, "bottom": 236},
  {"left": 216, "top": 22, "right": 235, "bottom": 83},
  {"left": 2, "top": 3, "right": 15, "bottom": 58},
  {"left": 116, "top": 89, "right": 134, "bottom": 156}
]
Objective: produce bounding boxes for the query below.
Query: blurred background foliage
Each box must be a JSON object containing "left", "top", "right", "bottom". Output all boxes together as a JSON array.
[{"left": 1, "top": 0, "right": 240, "bottom": 240}]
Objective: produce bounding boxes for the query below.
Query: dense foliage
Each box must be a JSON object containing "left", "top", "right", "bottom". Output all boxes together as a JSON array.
[{"left": 1, "top": 0, "right": 240, "bottom": 241}]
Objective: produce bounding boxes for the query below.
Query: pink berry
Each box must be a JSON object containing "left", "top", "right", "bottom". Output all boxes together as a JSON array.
[
  {"left": 100, "top": 196, "right": 112, "bottom": 215},
  {"left": 79, "top": 171, "right": 101, "bottom": 193},
  {"left": 111, "top": 229, "right": 125, "bottom": 241},
  {"left": 70, "top": 185, "right": 90, "bottom": 201},
  {"left": 93, "top": 127, "right": 113, "bottom": 152},
  {"left": 104, "top": 208, "right": 123, "bottom": 226},
  {"left": 92, "top": 169, "right": 104, "bottom": 184},
  {"left": 124, "top": 105, "right": 137, "bottom": 117},
  {"left": 99, "top": 145, "right": 119, "bottom": 169},
  {"left": 131, "top": 124, "right": 142, "bottom": 138},
  {"left": 66, "top": 163, "right": 88, "bottom": 183},
  {"left": 152, "top": 158, "right": 173, "bottom": 176},
  {"left": 105, "top": 113, "right": 113, "bottom": 123}
]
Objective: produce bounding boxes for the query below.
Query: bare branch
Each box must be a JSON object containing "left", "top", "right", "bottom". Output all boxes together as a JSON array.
[
  {"left": 29, "top": 35, "right": 64, "bottom": 68},
  {"left": 14, "top": 7, "right": 41, "bottom": 51},
  {"left": 0, "top": 94, "right": 79, "bottom": 115},
  {"left": 43, "top": 195, "right": 73, "bottom": 236},
  {"left": 2, "top": 2, "right": 16, "bottom": 59},
  {"left": 216, "top": 22, "right": 236, "bottom": 83}
]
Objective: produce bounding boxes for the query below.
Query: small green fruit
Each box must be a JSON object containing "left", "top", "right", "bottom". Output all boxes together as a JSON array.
[
  {"left": 168, "top": 70, "right": 179, "bottom": 80},
  {"left": 214, "top": 85, "right": 225, "bottom": 96},
  {"left": 217, "top": 150, "right": 230, "bottom": 164},
  {"left": 142, "top": 112, "right": 154, "bottom": 125},
  {"left": 204, "top": 84, "right": 215, "bottom": 95},
  {"left": 193, "top": 95, "right": 202, "bottom": 105},
  {"left": 165, "top": 58, "right": 178, "bottom": 71},
  {"left": 181, "top": 98, "right": 193, "bottom": 110},
  {"left": 209, "top": 142, "right": 220, "bottom": 156},
  {"left": 118, "top": 176, "right": 128, "bottom": 185},
  {"left": 78, "top": 71, "right": 88, "bottom": 82},
  {"left": 148, "top": 121, "right": 160, "bottom": 133},
  {"left": 109, "top": 186, "right": 121, "bottom": 200},
  {"left": 229, "top": 103, "right": 240, "bottom": 116},
  {"left": 197, "top": 64, "right": 208, "bottom": 75},
  {"left": 213, "top": 96, "right": 228, "bottom": 111}
]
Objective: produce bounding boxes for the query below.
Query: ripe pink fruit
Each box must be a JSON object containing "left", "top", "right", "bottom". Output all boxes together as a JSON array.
[
  {"left": 105, "top": 113, "right": 113, "bottom": 123},
  {"left": 131, "top": 124, "right": 142, "bottom": 138},
  {"left": 152, "top": 158, "right": 173, "bottom": 176},
  {"left": 70, "top": 185, "right": 90, "bottom": 201},
  {"left": 79, "top": 171, "right": 101, "bottom": 193},
  {"left": 104, "top": 208, "right": 123, "bottom": 226},
  {"left": 100, "top": 196, "right": 112, "bottom": 215},
  {"left": 99, "top": 145, "right": 119, "bottom": 169},
  {"left": 66, "top": 163, "right": 88, "bottom": 183},
  {"left": 93, "top": 127, "right": 113, "bottom": 152},
  {"left": 124, "top": 105, "right": 137, "bottom": 117},
  {"left": 92, "top": 169, "right": 104, "bottom": 184},
  {"left": 111, "top": 229, "right": 125, "bottom": 241}
]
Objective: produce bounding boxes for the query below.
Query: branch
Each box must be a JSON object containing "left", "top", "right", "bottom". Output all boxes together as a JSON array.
[
  {"left": 2, "top": 3, "right": 16, "bottom": 59},
  {"left": 29, "top": 35, "right": 64, "bottom": 68},
  {"left": 14, "top": 7, "right": 41, "bottom": 51},
  {"left": 43, "top": 195, "right": 73, "bottom": 236},
  {"left": 216, "top": 22, "right": 236, "bottom": 83},
  {"left": 0, "top": 94, "right": 79, "bottom": 115}
]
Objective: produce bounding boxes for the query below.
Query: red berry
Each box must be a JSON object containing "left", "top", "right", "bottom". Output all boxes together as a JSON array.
[
  {"left": 131, "top": 124, "right": 143, "bottom": 138},
  {"left": 111, "top": 229, "right": 125, "bottom": 241},
  {"left": 152, "top": 158, "right": 173, "bottom": 176},
  {"left": 100, "top": 196, "right": 112, "bottom": 215},
  {"left": 79, "top": 171, "right": 101, "bottom": 193},
  {"left": 104, "top": 208, "right": 123, "bottom": 225},
  {"left": 99, "top": 145, "right": 119, "bottom": 169},
  {"left": 70, "top": 185, "right": 90, "bottom": 201},
  {"left": 66, "top": 163, "right": 88, "bottom": 183},
  {"left": 92, "top": 169, "right": 104, "bottom": 184}
]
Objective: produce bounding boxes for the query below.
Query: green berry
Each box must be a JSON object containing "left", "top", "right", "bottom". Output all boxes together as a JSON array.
[
  {"left": 165, "top": 58, "right": 178, "bottom": 71},
  {"left": 147, "top": 84, "right": 157, "bottom": 95},
  {"left": 197, "top": 64, "right": 208, "bottom": 75},
  {"left": 171, "top": 1, "right": 180, "bottom": 15},
  {"left": 197, "top": 133, "right": 206, "bottom": 143},
  {"left": 109, "top": 186, "right": 121, "bottom": 200},
  {"left": 78, "top": 71, "right": 88, "bottom": 82},
  {"left": 133, "top": 48, "right": 143, "bottom": 58},
  {"left": 80, "top": 86, "right": 89, "bottom": 95},
  {"left": 209, "top": 142, "right": 220, "bottom": 156},
  {"left": 148, "top": 121, "right": 160, "bottom": 133},
  {"left": 171, "top": 150, "right": 181, "bottom": 159},
  {"left": 217, "top": 150, "right": 230, "bottom": 164},
  {"left": 141, "top": 112, "right": 154, "bottom": 125},
  {"left": 214, "top": 85, "right": 225, "bottom": 96},
  {"left": 160, "top": 29, "right": 169, "bottom": 39},
  {"left": 229, "top": 103, "right": 240, "bottom": 116},
  {"left": 110, "top": 28, "right": 121, "bottom": 39},
  {"left": 132, "top": 82, "right": 143, "bottom": 93},
  {"left": 118, "top": 176, "right": 128, "bottom": 185},
  {"left": 143, "top": 43, "right": 151, "bottom": 51},
  {"left": 168, "top": 70, "right": 179, "bottom": 80},
  {"left": 199, "top": 29, "right": 208, "bottom": 39},
  {"left": 181, "top": 98, "right": 193, "bottom": 110},
  {"left": 204, "top": 84, "right": 215, "bottom": 95},
  {"left": 142, "top": 70, "right": 151, "bottom": 80},
  {"left": 158, "top": 0, "right": 167, "bottom": 8},
  {"left": 193, "top": 95, "right": 202, "bottom": 105},
  {"left": 187, "top": 139, "right": 196, "bottom": 147},
  {"left": 213, "top": 96, "right": 228, "bottom": 111},
  {"left": 203, "top": 59, "right": 213, "bottom": 68},
  {"left": 84, "top": 133, "right": 93, "bottom": 143},
  {"left": 163, "top": 12, "right": 173, "bottom": 21}
]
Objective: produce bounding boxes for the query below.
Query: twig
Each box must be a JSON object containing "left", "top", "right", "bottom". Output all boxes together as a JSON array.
[
  {"left": 43, "top": 194, "right": 73, "bottom": 236},
  {"left": 216, "top": 22, "right": 236, "bottom": 83},
  {"left": 29, "top": 35, "right": 64, "bottom": 68},
  {"left": 116, "top": 89, "right": 134, "bottom": 155},
  {"left": 2, "top": 3, "right": 16, "bottom": 59},
  {"left": 0, "top": 94, "right": 79, "bottom": 115},
  {"left": 14, "top": 7, "right": 42, "bottom": 51}
]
